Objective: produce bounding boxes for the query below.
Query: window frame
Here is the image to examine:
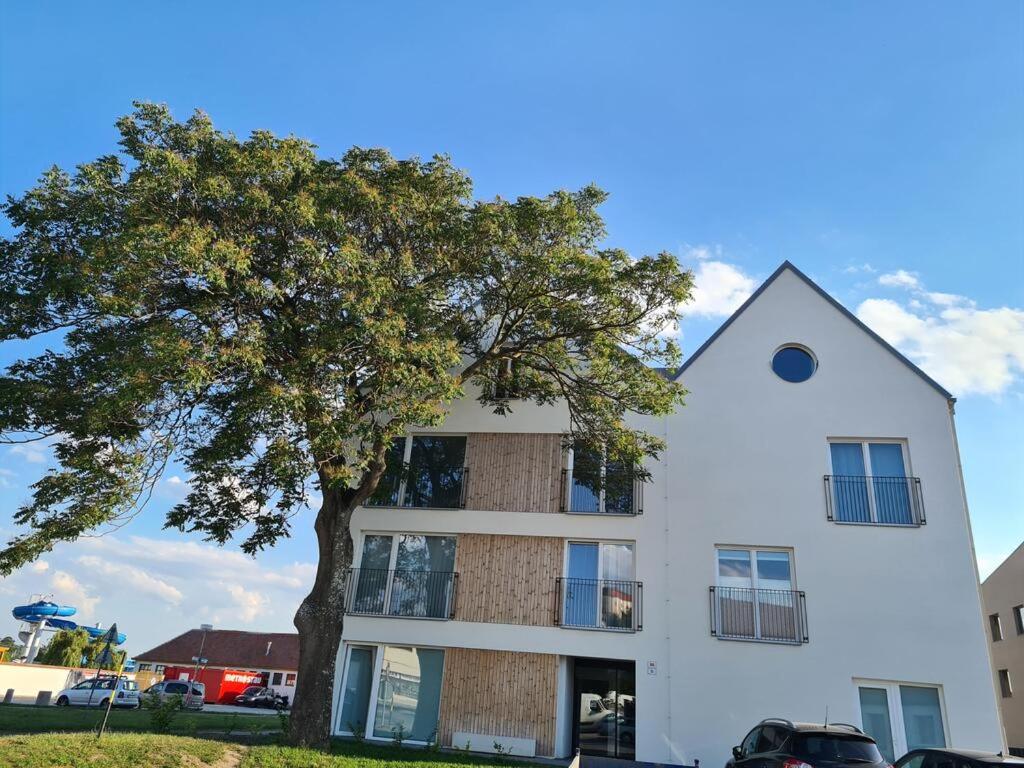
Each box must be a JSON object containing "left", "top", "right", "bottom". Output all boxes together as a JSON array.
[
  {"left": 827, "top": 438, "right": 915, "bottom": 526},
  {"left": 334, "top": 642, "right": 446, "bottom": 745},
  {"left": 353, "top": 531, "right": 458, "bottom": 621},
  {"left": 1014, "top": 605, "right": 1024, "bottom": 636},
  {"left": 713, "top": 545, "right": 800, "bottom": 643},
  {"left": 999, "top": 669, "right": 1013, "bottom": 699},
  {"left": 561, "top": 539, "right": 638, "bottom": 631},
  {"left": 369, "top": 433, "right": 468, "bottom": 509},
  {"left": 854, "top": 679, "right": 948, "bottom": 760},
  {"left": 564, "top": 444, "right": 641, "bottom": 515},
  {"left": 990, "top": 613, "right": 1004, "bottom": 642}
]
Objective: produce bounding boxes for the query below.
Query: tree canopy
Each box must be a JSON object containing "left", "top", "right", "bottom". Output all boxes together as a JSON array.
[{"left": 0, "top": 102, "right": 690, "bottom": 570}]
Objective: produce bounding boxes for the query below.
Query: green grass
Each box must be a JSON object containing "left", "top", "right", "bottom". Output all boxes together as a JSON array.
[
  {"left": 0, "top": 703, "right": 276, "bottom": 735},
  {"left": 0, "top": 731, "right": 524, "bottom": 768},
  {"left": 0, "top": 732, "right": 231, "bottom": 768},
  {"left": 242, "top": 740, "right": 519, "bottom": 768}
]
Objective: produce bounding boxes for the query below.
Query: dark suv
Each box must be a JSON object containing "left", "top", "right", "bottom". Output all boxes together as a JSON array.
[{"left": 728, "top": 719, "right": 890, "bottom": 768}]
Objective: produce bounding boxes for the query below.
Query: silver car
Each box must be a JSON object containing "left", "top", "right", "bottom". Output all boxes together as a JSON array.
[{"left": 143, "top": 679, "right": 205, "bottom": 710}]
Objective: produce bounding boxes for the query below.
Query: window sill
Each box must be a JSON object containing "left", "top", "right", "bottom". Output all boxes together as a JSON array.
[
  {"left": 344, "top": 613, "right": 452, "bottom": 622},
  {"left": 557, "top": 624, "right": 639, "bottom": 634},
  {"left": 712, "top": 634, "right": 807, "bottom": 646},
  {"left": 562, "top": 510, "right": 642, "bottom": 517},
  {"left": 830, "top": 520, "right": 922, "bottom": 528}
]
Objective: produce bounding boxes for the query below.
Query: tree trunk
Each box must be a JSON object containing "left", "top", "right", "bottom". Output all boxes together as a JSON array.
[{"left": 288, "top": 486, "right": 355, "bottom": 747}]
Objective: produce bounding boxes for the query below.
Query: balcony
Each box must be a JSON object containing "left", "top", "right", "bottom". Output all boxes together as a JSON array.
[
  {"left": 560, "top": 467, "right": 643, "bottom": 515},
  {"left": 824, "top": 474, "right": 925, "bottom": 526},
  {"left": 343, "top": 568, "right": 458, "bottom": 620},
  {"left": 365, "top": 466, "right": 468, "bottom": 510},
  {"left": 709, "top": 586, "right": 808, "bottom": 644},
  {"left": 554, "top": 577, "right": 643, "bottom": 631}
]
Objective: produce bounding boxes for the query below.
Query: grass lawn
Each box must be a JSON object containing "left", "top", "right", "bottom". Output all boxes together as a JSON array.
[
  {"left": 241, "top": 741, "right": 520, "bottom": 768},
  {"left": 0, "top": 703, "right": 277, "bottom": 735},
  {"left": 0, "top": 732, "right": 524, "bottom": 768},
  {"left": 0, "top": 732, "right": 232, "bottom": 768}
]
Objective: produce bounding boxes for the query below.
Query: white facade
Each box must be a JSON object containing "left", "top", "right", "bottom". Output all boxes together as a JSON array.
[{"left": 332, "top": 262, "right": 1003, "bottom": 765}]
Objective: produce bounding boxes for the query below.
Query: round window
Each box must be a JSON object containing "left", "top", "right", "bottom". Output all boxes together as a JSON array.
[{"left": 771, "top": 345, "right": 816, "bottom": 383}]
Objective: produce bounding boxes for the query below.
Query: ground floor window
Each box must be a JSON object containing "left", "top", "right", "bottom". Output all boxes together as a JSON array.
[
  {"left": 856, "top": 680, "right": 946, "bottom": 762},
  {"left": 336, "top": 643, "right": 445, "bottom": 743}
]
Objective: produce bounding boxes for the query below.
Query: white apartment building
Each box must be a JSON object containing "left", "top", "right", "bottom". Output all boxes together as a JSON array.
[{"left": 329, "top": 262, "right": 1004, "bottom": 765}]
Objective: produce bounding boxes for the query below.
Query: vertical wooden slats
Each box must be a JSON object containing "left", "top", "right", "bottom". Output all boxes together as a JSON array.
[
  {"left": 438, "top": 647, "right": 559, "bottom": 756},
  {"left": 465, "top": 433, "right": 564, "bottom": 513},
  {"left": 454, "top": 534, "right": 562, "bottom": 626}
]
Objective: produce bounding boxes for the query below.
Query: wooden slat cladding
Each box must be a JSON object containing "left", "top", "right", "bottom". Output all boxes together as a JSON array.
[
  {"left": 439, "top": 647, "right": 558, "bottom": 756},
  {"left": 464, "top": 433, "right": 564, "bottom": 513},
  {"left": 454, "top": 534, "right": 562, "bottom": 626}
]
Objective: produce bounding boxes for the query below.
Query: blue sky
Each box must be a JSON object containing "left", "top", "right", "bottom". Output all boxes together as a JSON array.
[{"left": 1, "top": 1, "right": 1021, "bottom": 653}]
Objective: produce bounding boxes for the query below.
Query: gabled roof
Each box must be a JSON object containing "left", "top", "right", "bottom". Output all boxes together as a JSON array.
[
  {"left": 675, "top": 260, "right": 954, "bottom": 401},
  {"left": 135, "top": 629, "right": 299, "bottom": 671}
]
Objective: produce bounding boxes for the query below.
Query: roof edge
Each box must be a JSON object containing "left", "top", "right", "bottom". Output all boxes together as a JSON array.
[{"left": 675, "top": 260, "right": 955, "bottom": 402}]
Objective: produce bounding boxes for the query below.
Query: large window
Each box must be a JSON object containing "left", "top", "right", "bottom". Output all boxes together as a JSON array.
[
  {"left": 712, "top": 548, "right": 806, "bottom": 644},
  {"left": 337, "top": 644, "right": 445, "bottom": 743},
  {"left": 367, "top": 435, "right": 467, "bottom": 509},
  {"left": 828, "top": 440, "right": 920, "bottom": 525},
  {"left": 560, "top": 541, "right": 639, "bottom": 630},
  {"left": 349, "top": 534, "right": 457, "bottom": 619},
  {"left": 1015, "top": 605, "right": 1024, "bottom": 636},
  {"left": 565, "top": 443, "right": 641, "bottom": 515},
  {"left": 856, "top": 681, "right": 946, "bottom": 762}
]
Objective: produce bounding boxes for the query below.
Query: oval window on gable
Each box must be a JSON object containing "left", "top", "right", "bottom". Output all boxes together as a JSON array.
[{"left": 772, "top": 345, "right": 816, "bottom": 383}]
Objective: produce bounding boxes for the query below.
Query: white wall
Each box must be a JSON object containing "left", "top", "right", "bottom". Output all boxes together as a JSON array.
[{"left": 665, "top": 268, "right": 1002, "bottom": 764}]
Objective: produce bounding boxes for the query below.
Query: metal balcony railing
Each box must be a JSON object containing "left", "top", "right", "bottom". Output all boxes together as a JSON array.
[
  {"left": 365, "top": 466, "right": 468, "bottom": 510},
  {"left": 824, "top": 474, "right": 925, "bottom": 526},
  {"left": 554, "top": 577, "right": 643, "bottom": 631},
  {"left": 560, "top": 468, "right": 643, "bottom": 515},
  {"left": 343, "top": 568, "right": 458, "bottom": 620},
  {"left": 709, "top": 586, "right": 808, "bottom": 644}
]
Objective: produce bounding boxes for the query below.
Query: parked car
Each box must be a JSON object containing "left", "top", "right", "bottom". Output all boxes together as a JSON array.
[
  {"left": 143, "top": 679, "right": 205, "bottom": 710},
  {"left": 233, "top": 685, "right": 288, "bottom": 710},
  {"left": 894, "top": 749, "right": 1024, "bottom": 768},
  {"left": 55, "top": 676, "right": 140, "bottom": 708},
  {"left": 728, "top": 719, "right": 888, "bottom": 768}
]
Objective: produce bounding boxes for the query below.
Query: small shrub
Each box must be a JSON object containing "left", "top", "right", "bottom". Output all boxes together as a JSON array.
[
  {"left": 276, "top": 710, "right": 291, "bottom": 744},
  {"left": 347, "top": 721, "right": 365, "bottom": 743},
  {"left": 426, "top": 724, "right": 440, "bottom": 752},
  {"left": 142, "top": 691, "right": 183, "bottom": 734},
  {"left": 391, "top": 722, "right": 407, "bottom": 748}
]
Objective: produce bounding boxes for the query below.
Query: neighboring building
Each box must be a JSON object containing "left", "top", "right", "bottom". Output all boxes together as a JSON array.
[
  {"left": 134, "top": 629, "right": 298, "bottom": 703},
  {"left": 329, "top": 261, "right": 1004, "bottom": 764},
  {"left": 982, "top": 542, "right": 1024, "bottom": 754}
]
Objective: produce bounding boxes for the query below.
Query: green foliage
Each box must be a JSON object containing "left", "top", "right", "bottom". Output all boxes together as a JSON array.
[
  {"left": 0, "top": 102, "right": 691, "bottom": 570},
  {"left": 35, "top": 629, "right": 90, "bottom": 667},
  {"left": 82, "top": 642, "right": 126, "bottom": 671},
  {"left": 142, "top": 691, "right": 183, "bottom": 734}
]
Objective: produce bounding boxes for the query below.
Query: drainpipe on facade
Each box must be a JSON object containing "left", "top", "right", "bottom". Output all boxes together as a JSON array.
[{"left": 662, "top": 412, "right": 677, "bottom": 764}]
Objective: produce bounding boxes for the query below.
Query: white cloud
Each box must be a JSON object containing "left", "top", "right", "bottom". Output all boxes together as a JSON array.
[
  {"left": 76, "top": 555, "right": 184, "bottom": 606},
  {"left": 8, "top": 444, "right": 48, "bottom": 464},
  {"left": 843, "top": 263, "right": 876, "bottom": 275},
  {"left": 878, "top": 270, "right": 921, "bottom": 289},
  {"left": 30, "top": 560, "right": 49, "bottom": 573},
  {"left": 166, "top": 475, "right": 185, "bottom": 486},
  {"left": 857, "top": 273, "right": 1024, "bottom": 397},
  {"left": 222, "top": 583, "right": 270, "bottom": 623},
  {"left": 685, "top": 260, "right": 756, "bottom": 319},
  {"left": 49, "top": 570, "right": 100, "bottom": 621}
]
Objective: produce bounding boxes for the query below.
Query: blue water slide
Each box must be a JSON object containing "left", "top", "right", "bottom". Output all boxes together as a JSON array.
[
  {"left": 11, "top": 601, "right": 126, "bottom": 644},
  {"left": 12, "top": 601, "right": 76, "bottom": 621},
  {"left": 82, "top": 625, "right": 126, "bottom": 644}
]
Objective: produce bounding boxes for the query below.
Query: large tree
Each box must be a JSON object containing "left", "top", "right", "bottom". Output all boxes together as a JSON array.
[{"left": 0, "top": 103, "right": 692, "bottom": 746}]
